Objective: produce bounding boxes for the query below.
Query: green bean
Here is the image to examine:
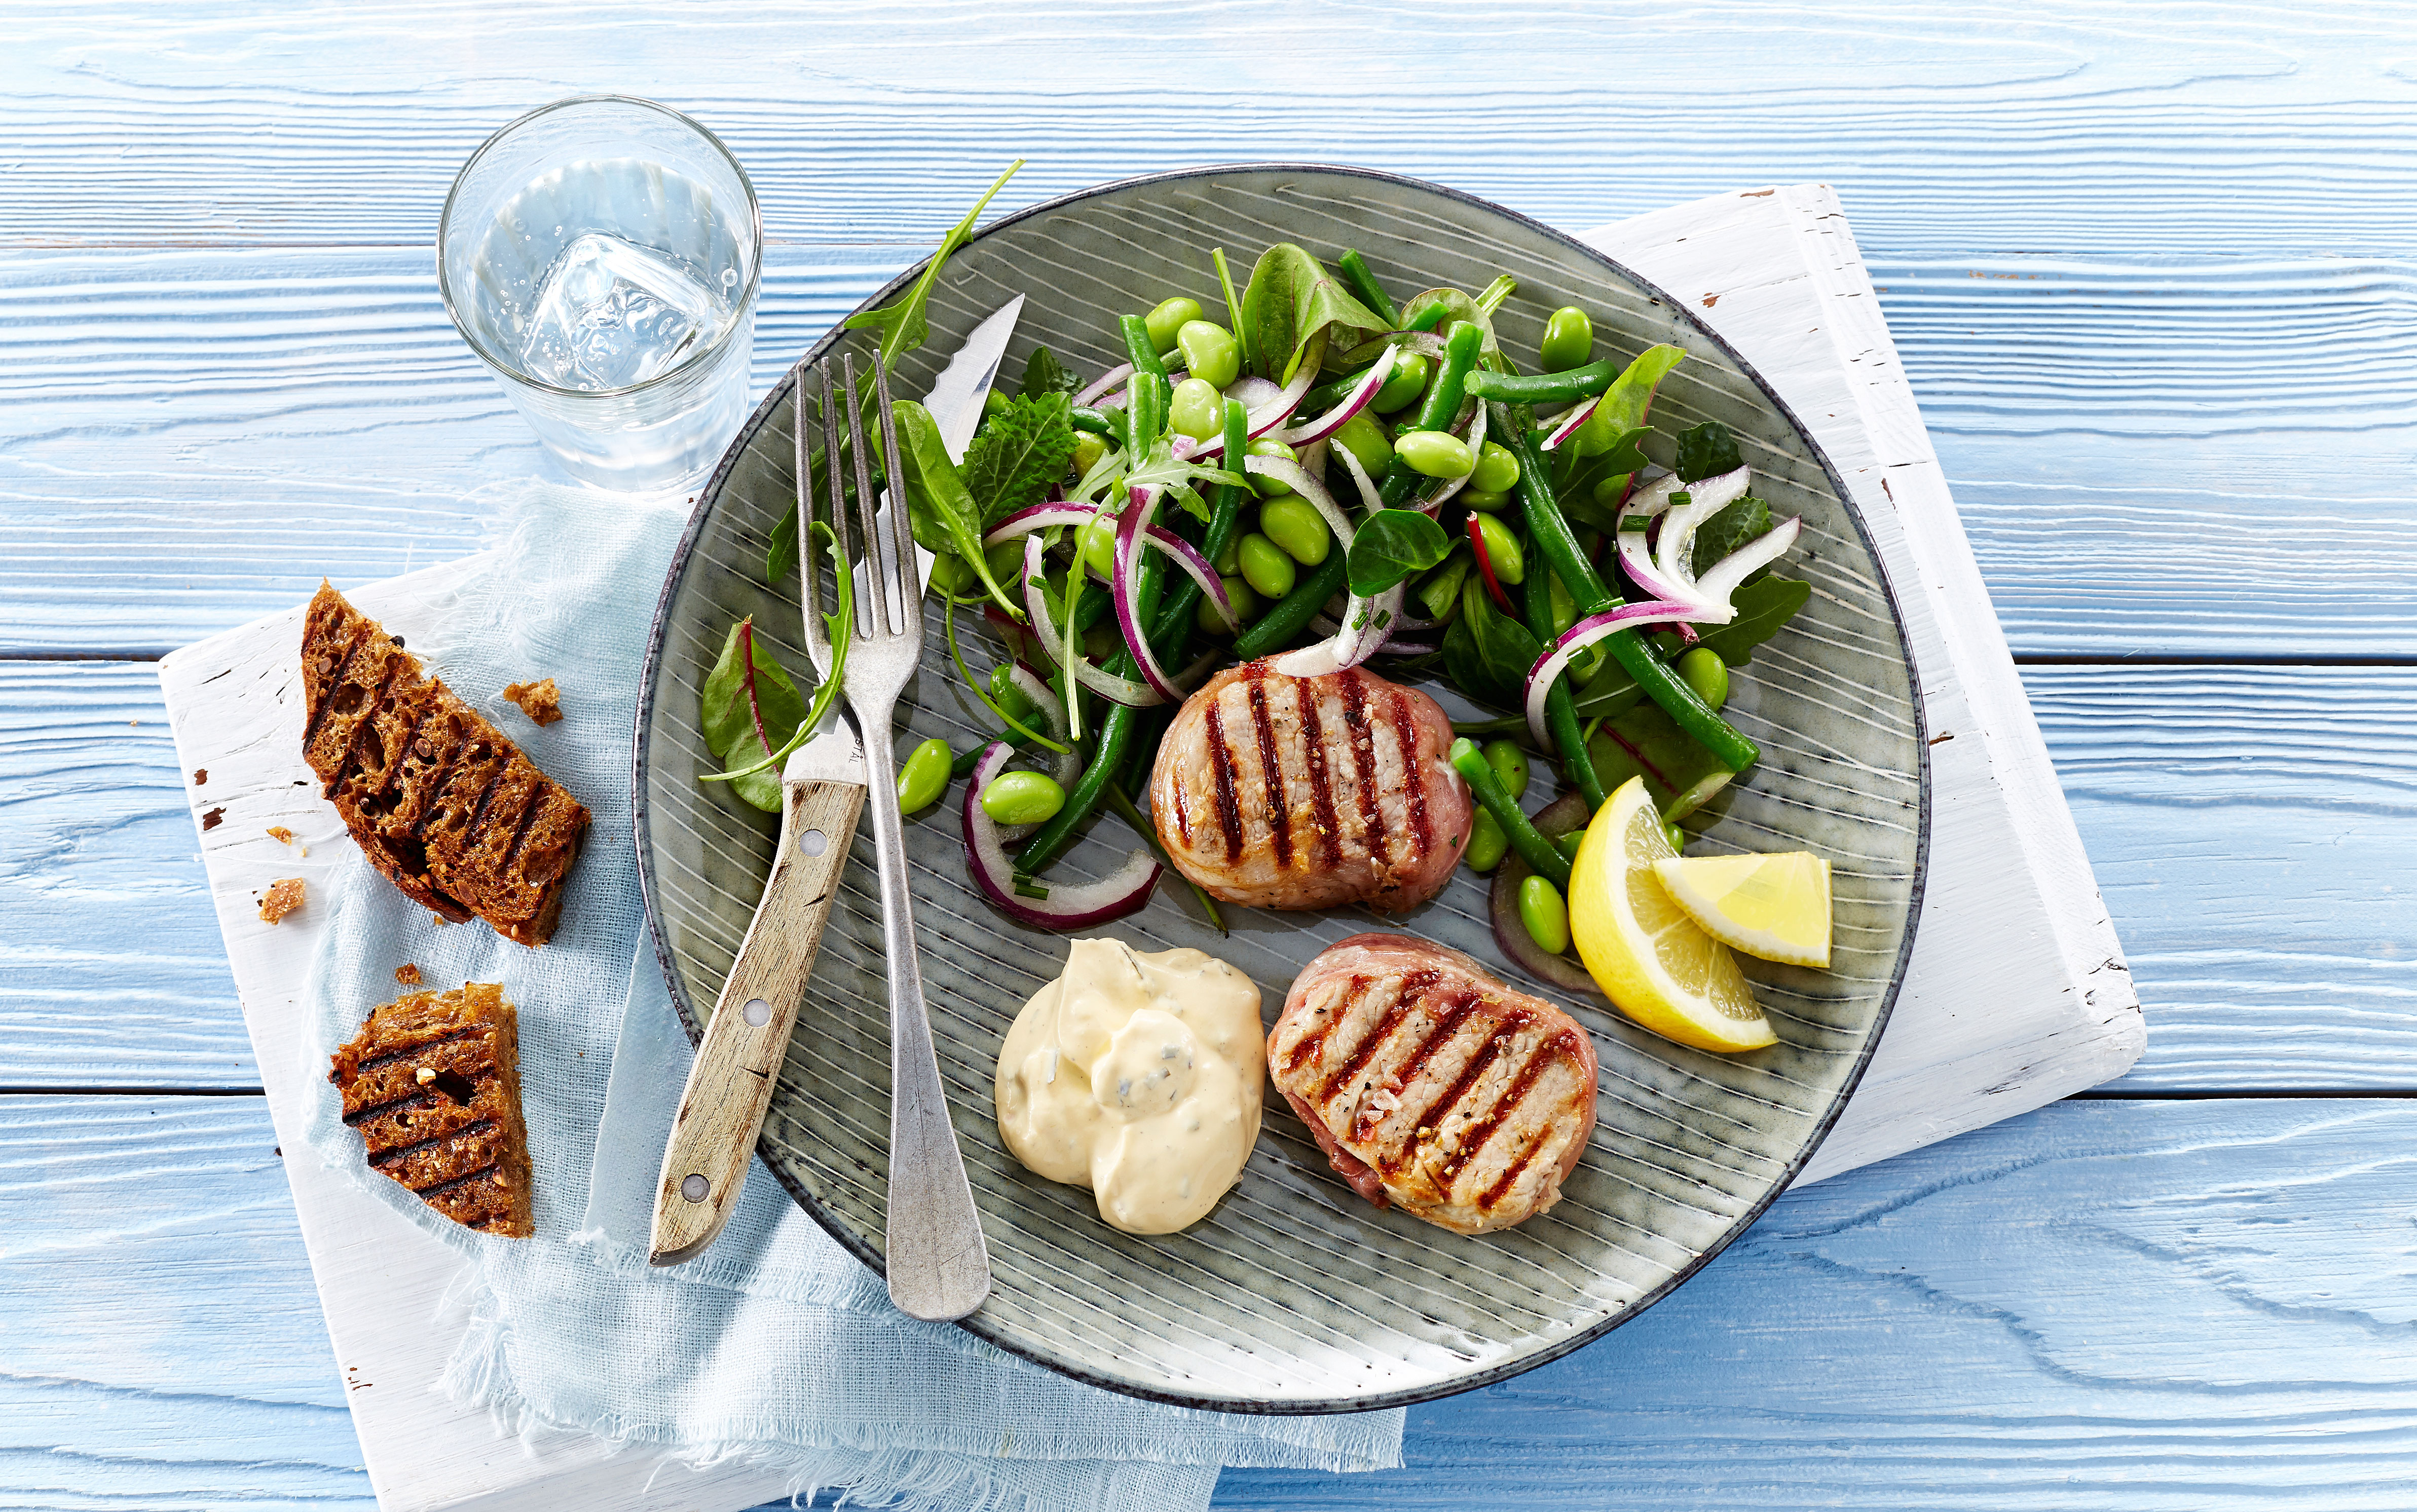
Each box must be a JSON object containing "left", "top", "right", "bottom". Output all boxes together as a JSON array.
[
  {"left": 1142, "top": 297, "right": 1203, "bottom": 357},
  {"left": 1472, "top": 439, "right": 1521, "bottom": 494},
  {"left": 1153, "top": 398, "right": 1253, "bottom": 651},
  {"left": 1448, "top": 738, "right": 1569, "bottom": 888},
  {"left": 1499, "top": 409, "right": 1760, "bottom": 774},
  {"left": 1417, "top": 548, "right": 1472, "bottom": 621},
  {"left": 1464, "top": 808, "right": 1509, "bottom": 873},
  {"left": 897, "top": 738, "right": 953, "bottom": 814},
  {"left": 1518, "top": 875, "right": 1571, "bottom": 956},
  {"left": 1474, "top": 275, "right": 1517, "bottom": 318},
  {"left": 982, "top": 770, "right": 1066, "bottom": 825},
  {"left": 1176, "top": 320, "right": 1241, "bottom": 390},
  {"left": 1168, "top": 375, "right": 1222, "bottom": 441},
  {"left": 1678, "top": 647, "right": 1729, "bottom": 710},
  {"left": 1395, "top": 429, "right": 1474, "bottom": 479},
  {"left": 1337, "top": 249, "right": 1400, "bottom": 327},
  {"left": 1525, "top": 563, "right": 1605, "bottom": 810},
  {"left": 1402, "top": 295, "right": 1452, "bottom": 332},
  {"left": 1463, "top": 360, "right": 1622, "bottom": 405},
  {"left": 1258, "top": 497, "right": 1330, "bottom": 565},
  {"left": 1414, "top": 322, "right": 1486, "bottom": 433},
  {"left": 1555, "top": 830, "right": 1586, "bottom": 865},
  {"left": 1482, "top": 739, "right": 1530, "bottom": 800},
  {"left": 1070, "top": 405, "right": 1116, "bottom": 436},
  {"left": 1232, "top": 549, "right": 1347, "bottom": 659},
  {"left": 1372, "top": 352, "right": 1428, "bottom": 413},
  {"left": 1122, "top": 313, "right": 1169, "bottom": 385},
  {"left": 1540, "top": 306, "right": 1594, "bottom": 373}
]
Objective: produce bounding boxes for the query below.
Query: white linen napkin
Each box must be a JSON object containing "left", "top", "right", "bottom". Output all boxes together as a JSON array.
[{"left": 297, "top": 482, "right": 1404, "bottom": 1512}]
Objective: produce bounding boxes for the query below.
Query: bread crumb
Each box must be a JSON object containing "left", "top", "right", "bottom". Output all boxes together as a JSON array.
[
  {"left": 502, "top": 678, "right": 563, "bottom": 725},
  {"left": 395, "top": 963, "right": 423, "bottom": 986},
  {"left": 259, "top": 877, "right": 306, "bottom": 924},
  {"left": 415, "top": 1066, "right": 438, "bottom": 1085},
  {"left": 268, "top": 826, "right": 294, "bottom": 845},
  {"left": 202, "top": 807, "right": 226, "bottom": 831},
  {"left": 194, "top": 768, "right": 208, "bottom": 785}
]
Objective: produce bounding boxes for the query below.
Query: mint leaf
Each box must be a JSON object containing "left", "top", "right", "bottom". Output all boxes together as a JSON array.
[
  {"left": 1675, "top": 419, "right": 1743, "bottom": 482},
  {"left": 1691, "top": 494, "right": 1773, "bottom": 580},
  {"left": 962, "top": 391, "right": 1075, "bottom": 528},
  {"left": 1696, "top": 576, "right": 1810, "bottom": 667},
  {"left": 1020, "top": 346, "right": 1080, "bottom": 399},
  {"left": 1346, "top": 508, "right": 1452, "bottom": 595}
]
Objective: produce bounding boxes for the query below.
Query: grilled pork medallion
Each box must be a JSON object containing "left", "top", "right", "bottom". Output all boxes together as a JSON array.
[
  {"left": 1273, "top": 934, "right": 1599, "bottom": 1234},
  {"left": 1149, "top": 662, "right": 1470, "bottom": 912}
]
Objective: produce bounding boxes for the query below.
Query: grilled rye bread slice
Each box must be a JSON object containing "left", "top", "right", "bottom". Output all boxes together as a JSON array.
[
  {"left": 302, "top": 582, "right": 588, "bottom": 946},
  {"left": 329, "top": 982, "right": 534, "bottom": 1237}
]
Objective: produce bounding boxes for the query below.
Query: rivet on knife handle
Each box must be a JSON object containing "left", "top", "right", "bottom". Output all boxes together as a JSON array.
[{"left": 649, "top": 778, "right": 864, "bottom": 1267}]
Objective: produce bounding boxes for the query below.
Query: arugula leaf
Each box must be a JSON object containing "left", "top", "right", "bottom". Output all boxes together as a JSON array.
[
  {"left": 767, "top": 160, "right": 1024, "bottom": 582},
  {"left": 698, "top": 617, "right": 809, "bottom": 812},
  {"left": 1695, "top": 575, "right": 1810, "bottom": 667},
  {"left": 1675, "top": 419, "right": 1743, "bottom": 482},
  {"left": 960, "top": 390, "right": 1075, "bottom": 528},
  {"left": 1346, "top": 508, "right": 1452, "bottom": 595},
  {"left": 1238, "top": 243, "right": 1391, "bottom": 383},
  {"left": 1442, "top": 577, "right": 1542, "bottom": 710},
  {"left": 892, "top": 400, "right": 1019, "bottom": 617},
  {"left": 1691, "top": 494, "right": 1772, "bottom": 580},
  {"left": 1019, "top": 346, "right": 1081, "bottom": 400}
]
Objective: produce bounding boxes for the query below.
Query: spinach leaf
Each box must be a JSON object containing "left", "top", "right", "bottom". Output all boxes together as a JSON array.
[
  {"left": 1020, "top": 346, "right": 1081, "bottom": 399},
  {"left": 1674, "top": 419, "right": 1743, "bottom": 482},
  {"left": 893, "top": 399, "right": 1018, "bottom": 617},
  {"left": 1556, "top": 424, "right": 1656, "bottom": 532},
  {"left": 1691, "top": 494, "right": 1773, "bottom": 580},
  {"left": 961, "top": 390, "right": 1075, "bottom": 528},
  {"left": 767, "top": 160, "right": 1023, "bottom": 582},
  {"left": 1346, "top": 508, "right": 1452, "bottom": 595},
  {"left": 698, "top": 617, "right": 809, "bottom": 812},
  {"left": 1341, "top": 285, "right": 1502, "bottom": 369},
  {"left": 1442, "top": 579, "right": 1542, "bottom": 710},
  {"left": 1568, "top": 344, "right": 1686, "bottom": 459},
  {"left": 1238, "top": 243, "right": 1391, "bottom": 383},
  {"left": 1696, "top": 575, "right": 1810, "bottom": 667}
]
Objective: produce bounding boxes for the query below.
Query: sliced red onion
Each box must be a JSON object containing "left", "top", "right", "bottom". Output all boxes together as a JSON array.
[
  {"left": 1330, "top": 434, "right": 1386, "bottom": 513},
  {"left": 1523, "top": 600, "right": 1707, "bottom": 748},
  {"left": 1021, "top": 534, "right": 1163, "bottom": 710},
  {"left": 1270, "top": 345, "right": 1397, "bottom": 446},
  {"left": 1143, "top": 525, "right": 1235, "bottom": 629},
  {"left": 1492, "top": 793, "right": 1603, "bottom": 998},
  {"left": 1072, "top": 363, "right": 1133, "bottom": 408},
  {"left": 1187, "top": 340, "right": 1325, "bottom": 461},
  {"left": 1244, "top": 455, "right": 1354, "bottom": 547},
  {"left": 1222, "top": 374, "right": 1284, "bottom": 409},
  {"left": 1273, "top": 583, "right": 1403, "bottom": 678},
  {"left": 1691, "top": 516, "right": 1802, "bottom": 611},
  {"left": 963, "top": 741, "right": 1160, "bottom": 929},
  {"left": 1112, "top": 485, "right": 1189, "bottom": 702},
  {"left": 984, "top": 501, "right": 1098, "bottom": 547},
  {"left": 1652, "top": 466, "right": 1754, "bottom": 602},
  {"left": 1541, "top": 392, "right": 1600, "bottom": 451},
  {"left": 1001, "top": 663, "right": 1082, "bottom": 789}
]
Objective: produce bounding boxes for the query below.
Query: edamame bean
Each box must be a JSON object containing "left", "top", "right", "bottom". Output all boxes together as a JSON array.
[
  {"left": 1372, "top": 351, "right": 1428, "bottom": 413},
  {"left": 1143, "top": 296, "right": 1204, "bottom": 355},
  {"left": 982, "top": 388, "right": 1011, "bottom": 421},
  {"left": 988, "top": 662, "right": 1040, "bottom": 726},
  {"left": 1247, "top": 436, "right": 1299, "bottom": 497},
  {"left": 1665, "top": 823, "right": 1687, "bottom": 853},
  {"left": 1214, "top": 532, "right": 1241, "bottom": 575},
  {"left": 927, "top": 553, "right": 976, "bottom": 597},
  {"left": 1199, "top": 574, "right": 1259, "bottom": 632},
  {"left": 1175, "top": 320, "right": 1241, "bottom": 390},
  {"left": 1259, "top": 497, "right": 1331, "bottom": 565},
  {"left": 1471, "top": 439, "right": 1521, "bottom": 494},
  {"left": 1394, "top": 429, "right": 1474, "bottom": 479},
  {"left": 1464, "top": 809, "right": 1508, "bottom": 873},
  {"left": 1069, "top": 431, "right": 1107, "bottom": 477},
  {"left": 1459, "top": 487, "right": 1511, "bottom": 513},
  {"left": 981, "top": 770, "right": 1066, "bottom": 826},
  {"left": 985, "top": 540, "right": 1023, "bottom": 585},
  {"left": 1548, "top": 574, "right": 1577, "bottom": 638},
  {"left": 1540, "top": 306, "right": 1593, "bottom": 373},
  {"left": 1332, "top": 411, "right": 1393, "bottom": 479},
  {"left": 1573, "top": 643, "right": 1609, "bottom": 685},
  {"left": 1076, "top": 513, "right": 1120, "bottom": 577},
  {"left": 1472, "top": 513, "right": 1525, "bottom": 585},
  {"left": 1237, "top": 533, "right": 1297, "bottom": 598},
  {"left": 1518, "top": 874, "right": 1572, "bottom": 956},
  {"left": 1168, "top": 376, "right": 1223, "bottom": 441},
  {"left": 1482, "top": 739, "right": 1530, "bottom": 800},
  {"left": 1678, "top": 647, "right": 1729, "bottom": 710},
  {"left": 897, "top": 738, "right": 953, "bottom": 814}
]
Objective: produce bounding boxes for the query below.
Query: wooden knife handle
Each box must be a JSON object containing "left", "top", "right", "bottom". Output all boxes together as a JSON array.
[{"left": 649, "top": 778, "right": 864, "bottom": 1266}]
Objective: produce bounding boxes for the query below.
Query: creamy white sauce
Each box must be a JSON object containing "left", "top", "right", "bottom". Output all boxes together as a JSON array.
[{"left": 994, "top": 938, "right": 1264, "bottom": 1235}]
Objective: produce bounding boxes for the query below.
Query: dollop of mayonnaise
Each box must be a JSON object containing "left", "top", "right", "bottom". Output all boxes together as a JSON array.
[{"left": 994, "top": 938, "right": 1265, "bottom": 1235}]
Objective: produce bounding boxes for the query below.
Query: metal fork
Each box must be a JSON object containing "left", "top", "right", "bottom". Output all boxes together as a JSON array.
[{"left": 807, "top": 349, "right": 992, "bottom": 1322}]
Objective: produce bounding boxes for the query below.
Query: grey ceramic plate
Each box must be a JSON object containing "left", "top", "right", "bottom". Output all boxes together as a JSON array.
[{"left": 634, "top": 165, "right": 1927, "bottom": 1413}]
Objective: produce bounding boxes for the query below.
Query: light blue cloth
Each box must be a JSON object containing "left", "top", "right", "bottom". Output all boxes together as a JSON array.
[{"left": 299, "top": 484, "right": 1404, "bottom": 1512}]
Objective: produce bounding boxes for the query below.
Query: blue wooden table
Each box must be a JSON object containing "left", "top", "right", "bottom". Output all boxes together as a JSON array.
[{"left": 9, "top": 5, "right": 2414, "bottom": 1506}]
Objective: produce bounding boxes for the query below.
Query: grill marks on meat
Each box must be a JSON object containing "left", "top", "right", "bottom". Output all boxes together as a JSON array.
[
  {"left": 1151, "top": 662, "right": 1470, "bottom": 913},
  {"left": 1272, "top": 934, "right": 1599, "bottom": 1234}
]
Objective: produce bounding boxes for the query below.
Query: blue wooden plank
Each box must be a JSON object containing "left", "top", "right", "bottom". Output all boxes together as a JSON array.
[{"left": 11, "top": 1094, "right": 2414, "bottom": 1510}]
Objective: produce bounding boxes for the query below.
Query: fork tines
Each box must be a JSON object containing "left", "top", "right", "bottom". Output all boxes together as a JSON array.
[{"left": 801, "top": 349, "right": 921, "bottom": 668}]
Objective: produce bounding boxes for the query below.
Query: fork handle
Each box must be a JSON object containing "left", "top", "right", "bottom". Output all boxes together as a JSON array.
[
  {"left": 856, "top": 714, "right": 993, "bottom": 1321},
  {"left": 649, "top": 778, "right": 865, "bottom": 1267}
]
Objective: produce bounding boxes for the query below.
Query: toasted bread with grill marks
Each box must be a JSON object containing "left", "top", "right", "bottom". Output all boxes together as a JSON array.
[
  {"left": 302, "top": 583, "right": 587, "bottom": 945},
  {"left": 329, "top": 982, "right": 534, "bottom": 1237}
]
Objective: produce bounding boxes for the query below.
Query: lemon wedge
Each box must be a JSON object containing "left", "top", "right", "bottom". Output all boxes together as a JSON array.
[
  {"left": 1568, "top": 778, "right": 1774, "bottom": 1053},
  {"left": 1652, "top": 852, "right": 1833, "bottom": 968}
]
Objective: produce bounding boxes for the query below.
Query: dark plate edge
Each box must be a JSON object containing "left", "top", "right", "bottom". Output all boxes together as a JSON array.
[{"left": 630, "top": 160, "right": 1932, "bottom": 1416}]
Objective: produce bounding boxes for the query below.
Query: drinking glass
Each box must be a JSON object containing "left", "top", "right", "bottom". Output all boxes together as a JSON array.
[{"left": 439, "top": 96, "right": 762, "bottom": 492}]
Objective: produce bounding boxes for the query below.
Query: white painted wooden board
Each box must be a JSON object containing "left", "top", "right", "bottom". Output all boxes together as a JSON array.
[{"left": 156, "top": 185, "right": 2132, "bottom": 1509}]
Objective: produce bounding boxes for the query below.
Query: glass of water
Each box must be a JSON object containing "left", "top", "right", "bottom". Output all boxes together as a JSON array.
[{"left": 439, "top": 96, "right": 761, "bottom": 492}]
